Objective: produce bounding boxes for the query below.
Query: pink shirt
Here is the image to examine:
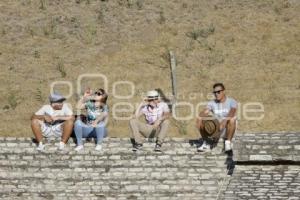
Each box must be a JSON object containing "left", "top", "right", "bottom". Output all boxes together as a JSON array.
[{"left": 141, "top": 102, "right": 170, "bottom": 124}]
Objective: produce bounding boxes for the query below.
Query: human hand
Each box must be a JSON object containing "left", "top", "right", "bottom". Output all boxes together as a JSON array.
[
  {"left": 153, "top": 120, "right": 161, "bottom": 129},
  {"left": 91, "top": 121, "right": 98, "bottom": 127},
  {"left": 84, "top": 88, "right": 92, "bottom": 98},
  {"left": 51, "top": 116, "right": 58, "bottom": 121},
  {"left": 44, "top": 115, "right": 53, "bottom": 123}
]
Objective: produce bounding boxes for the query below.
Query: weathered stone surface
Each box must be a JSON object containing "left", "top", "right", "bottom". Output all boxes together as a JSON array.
[
  {"left": 1, "top": 132, "right": 300, "bottom": 199},
  {"left": 224, "top": 165, "right": 300, "bottom": 200},
  {"left": 233, "top": 132, "right": 300, "bottom": 162},
  {"left": 0, "top": 137, "right": 231, "bottom": 200}
]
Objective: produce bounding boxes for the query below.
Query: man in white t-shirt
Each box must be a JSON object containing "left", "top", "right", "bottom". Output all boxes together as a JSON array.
[
  {"left": 129, "top": 90, "right": 170, "bottom": 152},
  {"left": 31, "top": 92, "right": 74, "bottom": 151},
  {"left": 196, "top": 83, "right": 237, "bottom": 152}
]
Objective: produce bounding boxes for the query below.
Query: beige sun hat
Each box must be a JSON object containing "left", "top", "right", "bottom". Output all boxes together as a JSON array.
[{"left": 146, "top": 90, "right": 160, "bottom": 100}]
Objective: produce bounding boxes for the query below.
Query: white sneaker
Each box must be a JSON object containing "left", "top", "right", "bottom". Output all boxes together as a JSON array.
[
  {"left": 197, "top": 141, "right": 210, "bottom": 152},
  {"left": 95, "top": 144, "right": 102, "bottom": 151},
  {"left": 225, "top": 140, "right": 232, "bottom": 152},
  {"left": 75, "top": 145, "right": 84, "bottom": 152},
  {"left": 57, "top": 141, "right": 65, "bottom": 151},
  {"left": 36, "top": 142, "right": 45, "bottom": 151}
]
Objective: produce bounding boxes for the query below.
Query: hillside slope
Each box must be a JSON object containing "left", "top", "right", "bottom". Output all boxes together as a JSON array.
[{"left": 0, "top": 0, "right": 299, "bottom": 137}]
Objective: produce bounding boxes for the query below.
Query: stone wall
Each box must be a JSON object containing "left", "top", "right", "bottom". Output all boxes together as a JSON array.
[{"left": 0, "top": 132, "right": 299, "bottom": 200}]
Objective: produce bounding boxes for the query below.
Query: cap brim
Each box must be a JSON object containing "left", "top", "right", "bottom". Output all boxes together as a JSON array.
[{"left": 51, "top": 98, "right": 66, "bottom": 103}]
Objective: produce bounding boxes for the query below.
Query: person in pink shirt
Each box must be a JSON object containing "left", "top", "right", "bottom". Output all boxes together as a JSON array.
[{"left": 129, "top": 90, "right": 170, "bottom": 152}]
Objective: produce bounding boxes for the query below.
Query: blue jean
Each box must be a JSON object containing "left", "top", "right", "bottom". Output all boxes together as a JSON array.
[{"left": 74, "top": 120, "right": 107, "bottom": 145}]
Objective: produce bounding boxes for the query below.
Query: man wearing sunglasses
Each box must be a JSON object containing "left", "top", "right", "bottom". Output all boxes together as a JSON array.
[
  {"left": 197, "top": 83, "right": 237, "bottom": 152},
  {"left": 129, "top": 90, "right": 170, "bottom": 152}
]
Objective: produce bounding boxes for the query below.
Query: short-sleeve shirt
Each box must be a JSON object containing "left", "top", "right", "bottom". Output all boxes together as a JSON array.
[
  {"left": 85, "top": 101, "right": 109, "bottom": 123},
  {"left": 207, "top": 97, "right": 237, "bottom": 119},
  {"left": 35, "top": 104, "right": 73, "bottom": 116},
  {"left": 141, "top": 102, "right": 170, "bottom": 125},
  {"left": 35, "top": 103, "right": 73, "bottom": 125}
]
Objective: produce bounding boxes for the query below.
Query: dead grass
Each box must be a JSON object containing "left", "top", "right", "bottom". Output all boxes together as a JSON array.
[{"left": 0, "top": 0, "right": 299, "bottom": 137}]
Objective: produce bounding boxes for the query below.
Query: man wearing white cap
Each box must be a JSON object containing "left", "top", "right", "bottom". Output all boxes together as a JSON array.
[
  {"left": 129, "top": 90, "right": 170, "bottom": 152},
  {"left": 31, "top": 92, "right": 74, "bottom": 151}
]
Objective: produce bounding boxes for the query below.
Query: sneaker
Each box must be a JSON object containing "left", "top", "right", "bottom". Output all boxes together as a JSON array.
[
  {"left": 57, "top": 141, "right": 65, "bottom": 151},
  {"left": 74, "top": 145, "right": 84, "bottom": 152},
  {"left": 197, "top": 141, "right": 210, "bottom": 152},
  {"left": 225, "top": 140, "right": 232, "bottom": 152},
  {"left": 132, "top": 143, "right": 143, "bottom": 151},
  {"left": 36, "top": 142, "right": 45, "bottom": 151},
  {"left": 95, "top": 144, "right": 102, "bottom": 151},
  {"left": 154, "top": 143, "right": 162, "bottom": 152}
]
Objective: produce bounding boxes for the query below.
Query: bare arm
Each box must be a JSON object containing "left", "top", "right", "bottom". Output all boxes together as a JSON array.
[
  {"left": 219, "top": 107, "right": 237, "bottom": 129},
  {"left": 52, "top": 115, "right": 74, "bottom": 121},
  {"left": 32, "top": 114, "right": 74, "bottom": 122},
  {"left": 226, "top": 108, "right": 237, "bottom": 119},
  {"left": 31, "top": 114, "right": 46, "bottom": 121},
  {"left": 31, "top": 114, "right": 54, "bottom": 124},
  {"left": 153, "top": 111, "right": 170, "bottom": 128},
  {"left": 94, "top": 112, "right": 108, "bottom": 124},
  {"left": 196, "top": 108, "right": 210, "bottom": 129},
  {"left": 77, "top": 88, "right": 96, "bottom": 110},
  {"left": 159, "top": 111, "right": 170, "bottom": 121},
  {"left": 76, "top": 97, "right": 86, "bottom": 110},
  {"left": 199, "top": 108, "right": 210, "bottom": 117},
  {"left": 132, "top": 102, "right": 146, "bottom": 119}
]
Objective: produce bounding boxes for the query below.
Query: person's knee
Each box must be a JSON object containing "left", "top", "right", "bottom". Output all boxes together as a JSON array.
[
  {"left": 65, "top": 117, "right": 74, "bottom": 124},
  {"left": 129, "top": 118, "right": 138, "bottom": 126},
  {"left": 31, "top": 118, "right": 40, "bottom": 126},
  {"left": 70, "top": 115, "right": 75, "bottom": 122},
  {"left": 161, "top": 119, "right": 170, "bottom": 126},
  {"left": 74, "top": 119, "right": 83, "bottom": 127},
  {"left": 196, "top": 116, "right": 202, "bottom": 122},
  {"left": 95, "top": 125, "right": 105, "bottom": 130},
  {"left": 228, "top": 117, "right": 237, "bottom": 125}
]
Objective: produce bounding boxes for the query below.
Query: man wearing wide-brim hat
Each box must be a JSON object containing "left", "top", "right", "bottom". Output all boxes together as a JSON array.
[
  {"left": 31, "top": 92, "right": 74, "bottom": 151},
  {"left": 129, "top": 90, "right": 170, "bottom": 152}
]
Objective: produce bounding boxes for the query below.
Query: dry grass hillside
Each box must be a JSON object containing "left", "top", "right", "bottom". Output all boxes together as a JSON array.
[{"left": 0, "top": 0, "right": 299, "bottom": 138}]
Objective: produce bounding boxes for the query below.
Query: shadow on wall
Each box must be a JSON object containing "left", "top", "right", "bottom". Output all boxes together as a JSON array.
[
  {"left": 189, "top": 138, "right": 235, "bottom": 176},
  {"left": 155, "top": 88, "right": 172, "bottom": 111}
]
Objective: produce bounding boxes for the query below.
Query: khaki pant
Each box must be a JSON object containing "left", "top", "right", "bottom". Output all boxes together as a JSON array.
[{"left": 129, "top": 118, "right": 169, "bottom": 145}]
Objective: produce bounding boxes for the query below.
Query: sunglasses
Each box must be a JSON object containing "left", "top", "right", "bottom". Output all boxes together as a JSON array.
[{"left": 213, "top": 90, "right": 223, "bottom": 95}]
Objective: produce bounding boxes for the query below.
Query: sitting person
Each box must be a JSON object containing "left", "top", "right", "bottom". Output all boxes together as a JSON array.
[
  {"left": 74, "top": 88, "right": 108, "bottom": 151},
  {"left": 31, "top": 92, "right": 74, "bottom": 151},
  {"left": 129, "top": 90, "right": 170, "bottom": 152},
  {"left": 196, "top": 83, "right": 237, "bottom": 152}
]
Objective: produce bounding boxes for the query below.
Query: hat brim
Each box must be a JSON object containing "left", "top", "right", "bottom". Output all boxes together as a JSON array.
[{"left": 146, "top": 96, "right": 159, "bottom": 100}]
